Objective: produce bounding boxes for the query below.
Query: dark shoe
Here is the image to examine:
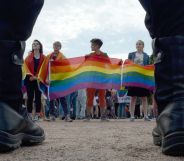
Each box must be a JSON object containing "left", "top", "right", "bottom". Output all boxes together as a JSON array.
[
  {"left": 155, "top": 102, "right": 184, "bottom": 156},
  {"left": 0, "top": 102, "right": 45, "bottom": 152}
]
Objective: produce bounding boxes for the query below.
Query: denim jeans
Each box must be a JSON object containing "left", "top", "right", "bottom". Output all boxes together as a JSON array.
[
  {"left": 76, "top": 96, "right": 86, "bottom": 119},
  {"left": 118, "top": 103, "right": 126, "bottom": 118}
]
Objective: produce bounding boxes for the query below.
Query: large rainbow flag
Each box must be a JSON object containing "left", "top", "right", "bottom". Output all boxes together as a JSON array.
[
  {"left": 122, "top": 60, "right": 155, "bottom": 90},
  {"left": 39, "top": 56, "right": 122, "bottom": 100}
]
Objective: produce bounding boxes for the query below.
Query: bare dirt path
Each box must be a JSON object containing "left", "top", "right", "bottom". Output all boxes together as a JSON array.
[{"left": 0, "top": 119, "right": 183, "bottom": 161}]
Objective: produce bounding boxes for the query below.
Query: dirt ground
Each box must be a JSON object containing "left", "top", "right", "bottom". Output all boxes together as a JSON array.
[{"left": 0, "top": 119, "right": 184, "bottom": 161}]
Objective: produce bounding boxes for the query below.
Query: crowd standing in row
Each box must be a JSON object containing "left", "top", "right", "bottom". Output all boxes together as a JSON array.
[{"left": 24, "top": 39, "right": 156, "bottom": 122}]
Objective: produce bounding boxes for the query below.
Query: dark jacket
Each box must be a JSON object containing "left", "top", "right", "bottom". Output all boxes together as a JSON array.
[
  {"left": 128, "top": 52, "right": 149, "bottom": 66},
  {"left": 139, "top": 0, "right": 184, "bottom": 38},
  {"left": 0, "top": 0, "right": 44, "bottom": 40}
]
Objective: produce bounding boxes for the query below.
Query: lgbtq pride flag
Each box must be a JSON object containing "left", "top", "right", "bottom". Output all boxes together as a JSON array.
[
  {"left": 39, "top": 56, "right": 122, "bottom": 100},
  {"left": 122, "top": 60, "right": 155, "bottom": 91}
]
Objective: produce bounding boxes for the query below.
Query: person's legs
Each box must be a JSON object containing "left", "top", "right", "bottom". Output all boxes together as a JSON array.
[
  {"left": 118, "top": 103, "right": 123, "bottom": 118},
  {"left": 98, "top": 89, "right": 108, "bottom": 121},
  {"left": 142, "top": 97, "right": 150, "bottom": 121},
  {"left": 129, "top": 96, "right": 136, "bottom": 121},
  {"left": 70, "top": 92, "right": 77, "bottom": 119},
  {"left": 114, "top": 103, "right": 119, "bottom": 117},
  {"left": 121, "top": 103, "right": 127, "bottom": 118},
  {"left": 85, "top": 88, "right": 95, "bottom": 120},
  {"left": 0, "top": 0, "right": 44, "bottom": 152},
  {"left": 26, "top": 81, "right": 34, "bottom": 114},
  {"left": 35, "top": 82, "right": 42, "bottom": 114},
  {"left": 0, "top": 41, "right": 45, "bottom": 152},
  {"left": 151, "top": 37, "right": 184, "bottom": 155},
  {"left": 76, "top": 98, "right": 81, "bottom": 119},
  {"left": 60, "top": 97, "right": 72, "bottom": 122},
  {"left": 80, "top": 97, "right": 86, "bottom": 119}
]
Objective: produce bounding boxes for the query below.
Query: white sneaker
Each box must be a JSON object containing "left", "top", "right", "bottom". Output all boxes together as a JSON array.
[
  {"left": 144, "top": 116, "right": 151, "bottom": 121},
  {"left": 29, "top": 113, "right": 33, "bottom": 120},
  {"left": 33, "top": 114, "right": 40, "bottom": 121},
  {"left": 129, "top": 117, "right": 135, "bottom": 122}
]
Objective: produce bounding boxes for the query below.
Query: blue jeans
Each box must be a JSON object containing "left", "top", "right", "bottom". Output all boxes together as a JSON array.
[
  {"left": 49, "top": 97, "right": 68, "bottom": 117},
  {"left": 68, "top": 92, "right": 77, "bottom": 118},
  {"left": 76, "top": 97, "right": 86, "bottom": 119},
  {"left": 59, "top": 97, "right": 68, "bottom": 117},
  {"left": 118, "top": 103, "right": 126, "bottom": 118}
]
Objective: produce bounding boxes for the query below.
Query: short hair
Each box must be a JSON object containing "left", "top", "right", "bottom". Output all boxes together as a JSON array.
[
  {"left": 53, "top": 41, "right": 62, "bottom": 49},
  {"left": 90, "top": 38, "right": 103, "bottom": 48},
  {"left": 32, "top": 39, "right": 43, "bottom": 54},
  {"left": 136, "top": 40, "right": 144, "bottom": 47}
]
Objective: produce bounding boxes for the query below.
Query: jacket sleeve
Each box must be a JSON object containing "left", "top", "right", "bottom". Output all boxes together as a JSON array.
[{"left": 128, "top": 53, "right": 132, "bottom": 60}]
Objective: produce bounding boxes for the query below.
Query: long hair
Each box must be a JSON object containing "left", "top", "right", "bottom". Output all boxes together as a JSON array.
[{"left": 32, "top": 39, "right": 43, "bottom": 54}]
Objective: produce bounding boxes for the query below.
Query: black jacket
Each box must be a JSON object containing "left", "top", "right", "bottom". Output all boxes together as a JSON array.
[
  {"left": 139, "top": 0, "right": 184, "bottom": 38},
  {"left": 0, "top": 0, "right": 44, "bottom": 40}
]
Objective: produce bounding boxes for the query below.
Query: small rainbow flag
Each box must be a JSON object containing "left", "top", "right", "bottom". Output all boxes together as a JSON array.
[
  {"left": 122, "top": 60, "right": 155, "bottom": 90},
  {"left": 39, "top": 56, "right": 122, "bottom": 100}
]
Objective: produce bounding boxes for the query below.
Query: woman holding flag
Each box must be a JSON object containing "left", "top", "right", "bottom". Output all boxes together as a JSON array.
[
  {"left": 24, "top": 40, "right": 45, "bottom": 121},
  {"left": 127, "top": 40, "right": 151, "bottom": 122},
  {"left": 39, "top": 41, "right": 72, "bottom": 122}
]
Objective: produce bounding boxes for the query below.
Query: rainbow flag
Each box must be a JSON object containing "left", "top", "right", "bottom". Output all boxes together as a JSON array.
[
  {"left": 122, "top": 60, "right": 155, "bottom": 90},
  {"left": 39, "top": 56, "right": 122, "bottom": 100},
  {"left": 118, "top": 86, "right": 128, "bottom": 97}
]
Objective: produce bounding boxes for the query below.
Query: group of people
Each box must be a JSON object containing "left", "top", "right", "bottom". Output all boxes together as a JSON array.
[
  {"left": 23, "top": 38, "right": 156, "bottom": 123},
  {"left": 0, "top": 0, "right": 184, "bottom": 156}
]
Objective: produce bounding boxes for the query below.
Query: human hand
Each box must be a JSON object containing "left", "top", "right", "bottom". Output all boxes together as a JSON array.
[{"left": 118, "top": 59, "right": 123, "bottom": 65}]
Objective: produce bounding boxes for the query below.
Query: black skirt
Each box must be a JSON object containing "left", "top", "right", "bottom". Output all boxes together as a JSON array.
[{"left": 127, "top": 87, "right": 150, "bottom": 97}]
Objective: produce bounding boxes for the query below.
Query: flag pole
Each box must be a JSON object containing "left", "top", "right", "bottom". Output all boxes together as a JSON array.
[{"left": 48, "top": 60, "right": 51, "bottom": 101}]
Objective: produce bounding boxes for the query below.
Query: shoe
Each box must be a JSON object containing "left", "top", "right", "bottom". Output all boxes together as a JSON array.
[
  {"left": 100, "top": 108, "right": 109, "bottom": 122},
  {"left": 153, "top": 102, "right": 184, "bottom": 156},
  {"left": 44, "top": 117, "right": 51, "bottom": 121},
  {"left": 144, "top": 116, "right": 151, "bottom": 121},
  {"left": 33, "top": 113, "right": 40, "bottom": 121},
  {"left": 0, "top": 102, "right": 45, "bottom": 152},
  {"left": 64, "top": 115, "right": 73, "bottom": 122},
  {"left": 100, "top": 117, "right": 109, "bottom": 122},
  {"left": 83, "top": 116, "right": 91, "bottom": 122},
  {"left": 129, "top": 117, "right": 135, "bottom": 122},
  {"left": 29, "top": 113, "right": 33, "bottom": 120},
  {"left": 50, "top": 115, "right": 56, "bottom": 121}
]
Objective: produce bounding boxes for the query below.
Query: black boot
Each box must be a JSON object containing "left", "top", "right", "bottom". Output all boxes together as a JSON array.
[
  {"left": 0, "top": 41, "right": 45, "bottom": 152},
  {"left": 152, "top": 36, "right": 184, "bottom": 155},
  {"left": 0, "top": 103, "right": 45, "bottom": 152}
]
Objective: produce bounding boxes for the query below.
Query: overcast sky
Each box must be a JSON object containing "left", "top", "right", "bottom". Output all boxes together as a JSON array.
[{"left": 26, "top": 0, "right": 152, "bottom": 60}]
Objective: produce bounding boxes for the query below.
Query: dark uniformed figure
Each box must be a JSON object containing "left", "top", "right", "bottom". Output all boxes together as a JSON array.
[
  {"left": 0, "top": 0, "right": 44, "bottom": 152},
  {"left": 139, "top": 0, "right": 184, "bottom": 156}
]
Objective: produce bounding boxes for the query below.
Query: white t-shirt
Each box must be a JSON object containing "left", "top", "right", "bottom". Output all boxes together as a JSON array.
[
  {"left": 93, "top": 96, "right": 98, "bottom": 106},
  {"left": 134, "top": 52, "right": 144, "bottom": 65}
]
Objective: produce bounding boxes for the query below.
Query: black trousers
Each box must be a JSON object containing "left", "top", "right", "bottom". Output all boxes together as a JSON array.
[
  {"left": 0, "top": 0, "right": 43, "bottom": 112},
  {"left": 26, "top": 80, "right": 41, "bottom": 113}
]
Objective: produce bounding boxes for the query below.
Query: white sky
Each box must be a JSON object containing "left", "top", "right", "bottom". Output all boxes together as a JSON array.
[{"left": 26, "top": 0, "right": 152, "bottom": 60}]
